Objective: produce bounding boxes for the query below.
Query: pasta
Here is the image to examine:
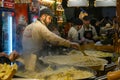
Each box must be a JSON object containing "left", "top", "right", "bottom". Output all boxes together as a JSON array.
[
  {"left": 40, "top": 67, "right": 94, "bottom": 80},
  {"left": 84, "top": 50, "right": 113, "bottom": 57}
]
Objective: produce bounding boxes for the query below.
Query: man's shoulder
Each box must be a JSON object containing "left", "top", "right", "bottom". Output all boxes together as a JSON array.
[
  {"left": 69, "top": 27, "right": 76, "bottom": 31},
  {"left": 26, "top": 21, "right": 41, "bottom": 28}
]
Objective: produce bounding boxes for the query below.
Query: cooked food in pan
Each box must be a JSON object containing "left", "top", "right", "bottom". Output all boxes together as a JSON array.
[
  {"left": 41, "top": 67, "right": 95, "bottom": 80},
  {"left": 84, "top": 50, "right": 113, "bottom": 57},
  {"left": 41, "top": 55, "right": 108, "bottom": 66}
]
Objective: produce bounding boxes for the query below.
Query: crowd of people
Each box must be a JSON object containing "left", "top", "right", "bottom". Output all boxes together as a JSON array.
[{"left": 66, "top": 15, "right": 119, "bottom": 45}]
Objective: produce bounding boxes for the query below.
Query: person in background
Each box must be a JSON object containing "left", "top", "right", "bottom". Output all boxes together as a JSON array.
[
  {"left": 64, "top": 20, "right": 73, "bottom": 39},
  {"left": 100, "top": 23, "right": 114, "bottom": 45},
  {"left": 51, "top": 26, "right": 61, "bottom": 36},
  {"left": 79, "top": 16, "right": 98, "bottom": 43},
  {"left": 90, "top": 18, "right": 101, "bottom": 36},
  {"left": 100, "top": 23, "right": 113, "bottom": 36},
  {"left": 22, "top": 6, "right": 80, "bottom": 71},
  {"left": 68, "top": 18, "right": 84, "bottom": 44},
  {"left": 100, "top": 16, "right": 112, "bottom": 27}
]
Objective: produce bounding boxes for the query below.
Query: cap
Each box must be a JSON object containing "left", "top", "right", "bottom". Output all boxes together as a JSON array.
[
  {"left": 73, "top": 18, "right": 83, "bottom": 25},
  {"left": 39, "top": 6, "right": 54, "bottom": 17},
  {"left": 83, "top": 16, "right": 91, "bottom": 21}
]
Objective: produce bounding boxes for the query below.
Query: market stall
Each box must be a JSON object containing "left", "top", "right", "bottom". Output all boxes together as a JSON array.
[
  {"left": 0, "top": 0, "right": 120, "bottom": 80},
  {"left": 14, "top": 0, "right": 120, "bottom": 80}
]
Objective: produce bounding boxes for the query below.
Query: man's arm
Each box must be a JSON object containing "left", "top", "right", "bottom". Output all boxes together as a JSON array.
[{"left": 33, "top": 23, "right": 80, "bottom": 50}]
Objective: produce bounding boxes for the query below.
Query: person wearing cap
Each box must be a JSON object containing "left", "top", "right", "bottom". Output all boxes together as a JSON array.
[
  {"left": 21, "top": 6, "right": 80, "bottom": 71},
  {"left": 68, "top": 18, "right": 84, "bottom": 44},
  {"left": 79, "top": 16, "right": 98, "bottom": 43}
]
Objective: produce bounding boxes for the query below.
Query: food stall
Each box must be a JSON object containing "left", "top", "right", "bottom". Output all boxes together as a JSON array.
[
  {"left": 17, "top": 0, "right": 120, "bottom": 80},
  {"left": 0, "top": 0, "right": 120, "bottom": 80}
]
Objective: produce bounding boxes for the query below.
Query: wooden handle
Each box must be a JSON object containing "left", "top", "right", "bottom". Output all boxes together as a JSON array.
[{"left": 79, "top": 46, "right": 87, "bottom": 56}]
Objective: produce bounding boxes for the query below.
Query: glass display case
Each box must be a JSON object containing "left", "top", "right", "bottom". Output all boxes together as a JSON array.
[{"left": 0, "top": 7, "right": 16, "bottom": 55}]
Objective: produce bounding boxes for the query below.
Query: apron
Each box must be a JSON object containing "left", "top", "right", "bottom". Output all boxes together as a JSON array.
[
  {"left": 78, "top": 33, "right": 81, "bottom": 40},
  {"left": 84, "top": 27, "right": 93, "bottom": 40}
]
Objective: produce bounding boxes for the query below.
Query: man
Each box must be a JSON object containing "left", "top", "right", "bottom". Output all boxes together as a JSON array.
[
  {"left": 68, "top": 18, "right": 84, "bottom": 44},
  {"left": 79, "top": 16, "right": 98, "bottom": 43},
  {"left": 22, "top": 6, "right": 80, "bottom": 71}
]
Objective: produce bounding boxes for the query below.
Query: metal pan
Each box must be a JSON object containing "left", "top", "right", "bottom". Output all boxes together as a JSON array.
[
  {"left": 40, "top": 55, "right": 108, "bottom": 67},
  {"left": 71, "top": 66, "right": 97, "bottom": 80},
  {"left": 44, "top": 65, "right": 97, "bottom": 80}
]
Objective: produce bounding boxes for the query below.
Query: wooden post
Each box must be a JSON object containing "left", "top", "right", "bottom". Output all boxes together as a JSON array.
[{"left": 117, "top": 0, "right": 120, "bottom": 22}]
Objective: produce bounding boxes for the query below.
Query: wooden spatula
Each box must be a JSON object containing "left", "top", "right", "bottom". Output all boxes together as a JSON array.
[{"left": 79, "top": 46, "right": 87, "bottom": 56}]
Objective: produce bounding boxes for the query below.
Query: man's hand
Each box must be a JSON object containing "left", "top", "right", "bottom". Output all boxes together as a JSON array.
[
  {"left": 70, "top": 42, "right": 80, "bottom": 50},
  {"left": 9, "top": 50, "right": 20, "bottom": 62}
]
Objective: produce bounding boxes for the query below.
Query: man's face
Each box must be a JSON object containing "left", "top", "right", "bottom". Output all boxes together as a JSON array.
[
  {"left": 76, "top": 25, "right": 82, "bottom": 31},
  {"left": 83, "top": 20, "right": 90, "bottom": 27},
  {"left": 43, "top": 15, "right": 52, "bottom": 26}
]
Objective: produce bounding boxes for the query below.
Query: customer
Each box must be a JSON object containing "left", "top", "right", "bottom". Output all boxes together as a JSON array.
[
  {"left": 51, "top": 25, "right": 61, "bottom": 36},
  {"left": 68, "top": 18, "right": 84, "bottom": 44},
  {"left": 79, "top": 16, "right": 98, "bottom": 43},
  {"left": 22, "top": 6, "right": 80, "bottom": 71}
]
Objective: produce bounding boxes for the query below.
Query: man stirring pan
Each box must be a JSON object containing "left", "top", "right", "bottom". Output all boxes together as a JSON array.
[{"left": 21, "top": 6, "right": 80, "bottom": 71}]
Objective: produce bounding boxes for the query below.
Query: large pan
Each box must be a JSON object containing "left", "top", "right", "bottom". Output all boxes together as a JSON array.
[
  {"left": 40, "top": 55, "right": 108, "bottom": 67},
  {"left": 74, "top": 66, "right": 96, "bottom": 80},
  {"left": 84, "top": 50, "right": 114, "bottom": 64},
  {"left": 40, "top": 65, "right": 97, "bottom": 80}
]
